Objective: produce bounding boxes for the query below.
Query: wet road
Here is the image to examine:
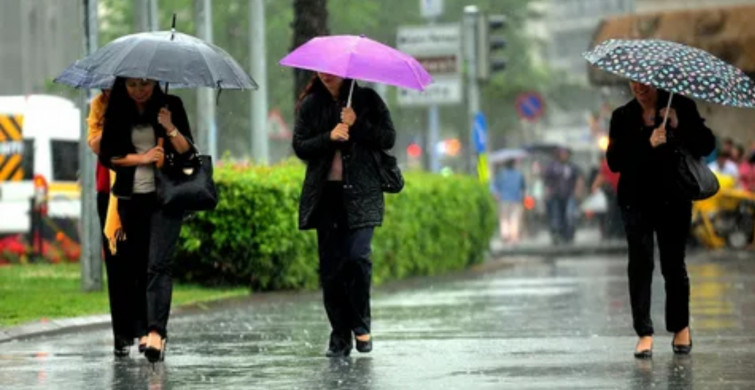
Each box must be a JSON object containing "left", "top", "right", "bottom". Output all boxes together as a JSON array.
[{"left": 1, "top": 252, "right": 754, "bottom": 389}]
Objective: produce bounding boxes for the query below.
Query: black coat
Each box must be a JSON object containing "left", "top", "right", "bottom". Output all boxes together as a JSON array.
[
  {"left": 607, "top": 93, "right": 715, "bottom": 206},
  {"left": 100, "top": 94, "right": 194, "bottom": 199},
  {"left": 293, "top": 82, "right": 396, "bottom": 230}
]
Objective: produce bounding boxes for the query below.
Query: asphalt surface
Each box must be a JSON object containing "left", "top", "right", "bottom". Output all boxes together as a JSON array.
[{"left": 1, "top": 251, "right": 754, "bottom": 389}]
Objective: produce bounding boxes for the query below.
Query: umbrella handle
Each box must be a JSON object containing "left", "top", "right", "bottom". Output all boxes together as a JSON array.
[
  {"left": 661, "top": 93, "right": 674, "bottom": 129},
  {"left": 346, "top": 79, "right": 356, "bottom": 108}
]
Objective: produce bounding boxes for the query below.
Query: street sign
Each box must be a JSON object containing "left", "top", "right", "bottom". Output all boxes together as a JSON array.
[
  {"left": 420, "top": 0, "right": 443, "bottom": 19},
  {"left": 397, "top": 24, "right": 462, "bottom": 106},
  {"left": 472, "top": 112, "right": 487, "bottom": 153},
  {"left": 515, "top": 92, "right": 545, "bottom": 122}
]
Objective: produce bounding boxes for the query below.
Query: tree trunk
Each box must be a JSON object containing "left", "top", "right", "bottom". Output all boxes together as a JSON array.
[{"left": 291, "top": 0, "right": 328, "bottom": 102}]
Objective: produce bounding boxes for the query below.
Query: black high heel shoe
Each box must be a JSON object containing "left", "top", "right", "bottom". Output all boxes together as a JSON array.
[
  {"left": 144, "top": 335, "right": 167, "bottom": 363},
  {"left": 355, "top": 335, "right": 372, "bottom": 353},
  {"left": 672, "top": 331, "right": 692, "bottom": 355},
  {"left": 138, "top": 336, "right": 148, "bottom": 354},
  {"left": 634, "top": 338, "right": 653, "bottom": 359},
  {"left": 113, "top": 337, "right": 132, "bottom": 357}
]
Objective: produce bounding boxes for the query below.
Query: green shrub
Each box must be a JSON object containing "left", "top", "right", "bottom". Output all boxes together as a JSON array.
[{"left": 174, "top": 160, "right": 496, "bottom": 291}]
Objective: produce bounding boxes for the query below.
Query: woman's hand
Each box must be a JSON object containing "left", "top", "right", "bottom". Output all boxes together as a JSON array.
[
  {"left": 650, "top": 126, "right": 667, "bottom": 148},
  {"left": 157, "top": 107, "right": 175, "bottom": 132},
  {"left": 659, "top": 107, "right": 678, "bottom": 128},
  {"left": 330, "top": 123, "right": 350, "bottom": 142},
  {"left": 341, "top": 107, "right": 356, "bottom": 127},
  {"left": 141, "top": 145, "right": 164, "bottom": 164}
]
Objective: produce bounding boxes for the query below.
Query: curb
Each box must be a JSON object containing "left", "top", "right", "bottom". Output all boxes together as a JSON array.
[{"left": 491, "top": 243, "right": 628, "bottom": 257}]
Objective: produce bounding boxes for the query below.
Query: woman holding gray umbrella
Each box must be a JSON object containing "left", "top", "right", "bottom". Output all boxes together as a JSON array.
[{"left": 99, "top": 77, "right": 194, "bottom": 363}]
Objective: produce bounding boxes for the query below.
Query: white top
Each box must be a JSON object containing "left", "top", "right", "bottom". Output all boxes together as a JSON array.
[
  {"left": 132, "top": 124, "right": 156, "bottom": 193},
  {"left": 708, "top": 160, "right": 740, "bottom": 179}
]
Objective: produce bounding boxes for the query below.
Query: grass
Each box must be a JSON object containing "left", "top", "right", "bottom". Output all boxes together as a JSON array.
[{"left": 0, "top": 263, "right": 249, "bottom": 327}]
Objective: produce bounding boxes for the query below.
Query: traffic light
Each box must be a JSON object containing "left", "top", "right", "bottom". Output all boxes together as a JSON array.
[{"left": 477, "top": 14, "right": 507, "bottom": 81}]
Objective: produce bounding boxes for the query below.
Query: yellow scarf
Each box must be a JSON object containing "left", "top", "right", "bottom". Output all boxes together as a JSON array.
[{"left": 87, "top": 93, "right": 124, "bottom": 255}]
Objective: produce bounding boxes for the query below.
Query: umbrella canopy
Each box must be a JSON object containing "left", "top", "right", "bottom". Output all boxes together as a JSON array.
[
  {"left": 584, "top": 39, "right": 755, "bottom": 108},
  {"left": 489, "top": 148, "right": 529, "bottom": 164},
  {"left": 279, "top": 35, "right": 432, "bottom": 92},
  {"left": 55, "top": 31, "right": 257, "bottom": 90}
]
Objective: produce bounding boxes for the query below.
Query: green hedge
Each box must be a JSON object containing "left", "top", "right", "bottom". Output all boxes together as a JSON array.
[{"left": 174, "top": 160, "right": 497, "bottom": 291}]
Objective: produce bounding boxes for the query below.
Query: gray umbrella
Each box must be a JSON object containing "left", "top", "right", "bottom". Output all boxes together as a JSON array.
[{"left": 55, "top": 30, "right": 257, "bottom": 90}]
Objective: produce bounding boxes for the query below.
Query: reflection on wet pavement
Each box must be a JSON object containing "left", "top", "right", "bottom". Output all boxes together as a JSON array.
[{"left": 1, "top": 253, "right": 754, "bottom": 389}]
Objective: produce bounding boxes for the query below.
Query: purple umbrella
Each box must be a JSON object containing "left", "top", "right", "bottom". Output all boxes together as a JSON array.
[{"left": 279, "top": 34, "right": 432, "bottom": 106}]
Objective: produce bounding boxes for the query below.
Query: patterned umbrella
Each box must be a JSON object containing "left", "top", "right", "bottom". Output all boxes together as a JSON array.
[{"left": 584, "top": 39, "right": 755, "bottom": 114}]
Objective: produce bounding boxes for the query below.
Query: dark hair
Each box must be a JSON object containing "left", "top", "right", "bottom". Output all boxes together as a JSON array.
[
  {"left": 295, "top": 75, "right": 326, "bottom": 113},
  {"left": 103, "top": 77, "right": 166, "bottom": 130},
  {"left": 717, "top": 149, "right": 731, "bottom": 159},
  {"left": 505, "top": 160, "right": 515, "bottom": 169},
  {"left": 295, "top": 74, "right": 355, "bottom": 113}
]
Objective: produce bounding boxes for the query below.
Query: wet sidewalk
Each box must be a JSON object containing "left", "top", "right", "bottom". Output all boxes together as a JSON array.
[
  {"left": 491, "top": 227, "right": 627, "bottom": 256},
  {"left": 0, "top": 251, "right": 753, "bottom": 389}
]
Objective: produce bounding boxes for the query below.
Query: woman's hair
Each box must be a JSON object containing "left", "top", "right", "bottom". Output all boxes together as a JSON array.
[
  {"left": 103, "top": 77, "right": 166, "bottom": 129},
  {"left": 295, "top": 74, "right": 355, "bottom": 113}
]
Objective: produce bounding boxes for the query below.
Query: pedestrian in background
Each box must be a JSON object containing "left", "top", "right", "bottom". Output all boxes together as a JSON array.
[
  {"left": 494, "top": 159, "right": 526, "bottom": 243},
  {"left": 100, "top": 77, "right": 194, "bottom": 363},
  {"left": 293, "top": 73, "right": 395, "bottom": 358},
  {"left": 544, "top": 148, "right": 582, "bottom": 244},
  {"left": 607, "top": 81, "right": 715, "bottom": 358}
]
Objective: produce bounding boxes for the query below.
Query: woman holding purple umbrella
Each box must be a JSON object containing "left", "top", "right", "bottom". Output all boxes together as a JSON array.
[
  {"left": 293, "top": 73, "right": 396, "bottom": 358},
  {"left": 607, "top": 81, "right": 715, "bottom": 359}
]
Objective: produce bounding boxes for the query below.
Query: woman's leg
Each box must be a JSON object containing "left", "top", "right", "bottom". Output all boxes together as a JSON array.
[
  {"left": 343, "top": 227, "right": 374, "bottom": 338},
  {"left": 117, "top": 195, "right": 152, "bottom": 341},
  {"left": 318, "top": 225, "right": 352, "bottom": 353},
  {"left": 656, "top": 201, "right": 693, "bottom": 334},
  {"left": 145, "top": 203, "right": 184, "bottom": 339},
  {"left": 99, "top": 192, "right": 133, "bottom": 348},
  {"left": 621, "top": 205, "right": 656, "bottom": 337}
]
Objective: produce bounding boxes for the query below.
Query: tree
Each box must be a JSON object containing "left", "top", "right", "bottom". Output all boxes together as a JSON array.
[{"left": 291, "top": 0, "right": 329, "bottom": 102}]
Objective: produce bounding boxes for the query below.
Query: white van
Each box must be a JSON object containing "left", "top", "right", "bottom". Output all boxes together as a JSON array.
[{"left": 0, "top": 95, "right": 81, "bottom": 235}]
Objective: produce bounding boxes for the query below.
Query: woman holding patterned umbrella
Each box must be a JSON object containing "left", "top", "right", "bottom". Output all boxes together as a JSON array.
[{"left": 585, "top": 39, "right": 755, "bottom": 358}]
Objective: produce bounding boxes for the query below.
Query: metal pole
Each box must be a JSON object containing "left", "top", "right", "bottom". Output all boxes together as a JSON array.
[
  {"left": 80, "top": 0, "right": 102, "bottom": 291},
  {"left": 249, "top": 0, "right": 269, "bottom": 164},
  {"left": 428, "top": 106, "right": 440, "bottom": 172},
  {"left": 148, "top": 0, "right": 159, "bottom": 30},
  {"left": 464, "top": 5, "right": 481, "bottom": 174},
  {"left": 426, "top": 14, "right": 440, "bottom": 173},
  {"left": 195, "top": 0, "right": 217, "bottom": 160},
  {"left": 133, "top": 0, "right": 148, "bottom": 32}
]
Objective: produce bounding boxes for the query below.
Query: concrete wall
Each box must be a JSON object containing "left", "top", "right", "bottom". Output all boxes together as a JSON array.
[{"left": 0, "top": 0, "right": 84, "bottom": 95}]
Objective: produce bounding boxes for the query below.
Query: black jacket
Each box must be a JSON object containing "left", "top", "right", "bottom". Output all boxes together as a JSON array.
[
  {"left": 607, "top": 93, "right": 715, "bottom": 206},
  {"left": 293, "top": 82, "right": 396, "bottom": 230},
  {"left": 100, "top": 95, "right": 194, "bottom": 199}
]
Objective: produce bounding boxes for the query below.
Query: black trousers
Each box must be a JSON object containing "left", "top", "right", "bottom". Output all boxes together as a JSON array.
[
  {"left": 621, "top": 200, "right": 692, "bottom": 337},
  {"left": 118, "top": 193, "right": 183, "bottom": 338},
  {"left": 98, "top": 192, "right": 139, "bottom": 341},
  {"left": 316, "top": 183, "right": 374, "bottom": 350}
]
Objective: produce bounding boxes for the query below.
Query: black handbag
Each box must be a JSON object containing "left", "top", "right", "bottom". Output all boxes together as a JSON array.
[
  {"left": 156, "top": 151, "right": 218, "bottom": 212},
  {"left": 372, "top": 150, "right": 404, "bottom": 194},
  {"left": 670, "top": 147, "right": 720, "bottom": 201}
]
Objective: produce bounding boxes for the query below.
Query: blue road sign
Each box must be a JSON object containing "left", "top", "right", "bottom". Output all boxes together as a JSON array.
[{"left": 472, "top": 112, "right": 487, "bottom": 153}]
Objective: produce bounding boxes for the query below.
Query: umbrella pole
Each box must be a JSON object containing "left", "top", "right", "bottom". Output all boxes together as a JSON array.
[
  {"left": 661, "top": 92, "right": 674, "bottom": 128},
  {"left": 346, "top": 79, "right": 356, "bottom": 108},
  {"left": 164, "top": 13, "right": 178, "bottom": 96}
]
